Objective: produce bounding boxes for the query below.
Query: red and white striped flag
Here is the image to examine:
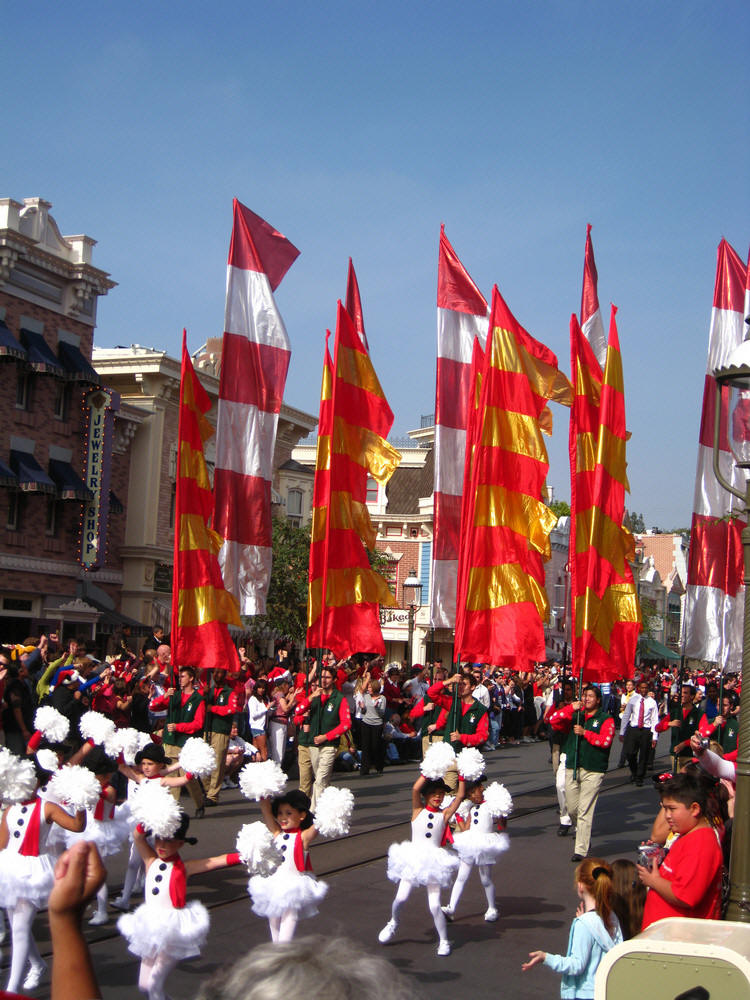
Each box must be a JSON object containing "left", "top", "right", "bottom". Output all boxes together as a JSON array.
[
  {"left": 581, "top": 224, "right": 607, "bottom": 369},
  {"left": 683, "top": 240, "right": 748, "bottom": 671},
  {"left": 431, "top": 226, "right": 489, "bottom": 630},
  {"left": 213, "top": 200, "right": 299, "bottom": 616}
]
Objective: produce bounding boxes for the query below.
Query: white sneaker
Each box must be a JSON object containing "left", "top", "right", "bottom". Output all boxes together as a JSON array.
[
  {"left": 378, "top": 919, "right": 398, "bottom": 943},
  {"left": 441, "top": 905, "right": 454, "bottom": 921},
  {"left": 484, "top": 907, "right": 499, "bottom": 922},
  {"left": 111, "top": 896, "right": 130, "bottom": 911},
  {"left": 89, "top": 910, "right": 109, "bottom": 925},
  {"left": 23, "top": 961, "right": 47, "bottom": 990},
  {"left": 437, "top": 940, "right": 452, "bottom": 956}
]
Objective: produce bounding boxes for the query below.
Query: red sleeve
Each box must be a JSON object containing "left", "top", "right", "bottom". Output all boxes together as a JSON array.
[
  {"left": 149, "top": 694, "right": 170, "bottom": 711},
  {"left": 410, "top": 698, "right": 426, "bottom": 720},
  {"left": 174, "top": 699, "right": 206, "bottom": 734},
  {"left": 426, "top": 680, "right": 453, "bottom": 711},
  {"left": 548, "top": 703, "right": 574, "bottom": 732},
  {"left": 698, "top": 713, "right": 717, "bottom": 738},
  {"left": 322, "top": 697, "right": 352, "bottom": 742},
  {"left": 584, "top": 716, "right": 615, "bottom": 749},
  {"left": 655, "top": 716, "right": 671, "bottom": 733}
]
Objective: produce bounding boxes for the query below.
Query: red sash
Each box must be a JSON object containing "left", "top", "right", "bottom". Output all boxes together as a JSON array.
[
  {"left": 19, "top": 799, "right": 42, "bottom": 857},
  {"left": 165, "top": 854, "right": 187, "bottom": 908}
]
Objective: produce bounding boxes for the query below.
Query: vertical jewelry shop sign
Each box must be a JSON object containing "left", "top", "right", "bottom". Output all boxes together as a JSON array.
[{"left": 80, "top": 388, "right": 121, "bottom": 570}]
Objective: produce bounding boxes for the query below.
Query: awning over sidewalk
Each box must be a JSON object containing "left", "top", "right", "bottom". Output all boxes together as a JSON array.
[{"left": 639, "top": 636, "right": 680, "bottom": 661}]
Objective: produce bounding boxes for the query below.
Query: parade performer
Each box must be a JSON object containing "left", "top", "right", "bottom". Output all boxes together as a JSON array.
[
  {"left": 248, "top": 790, "right": 329, "bottom": 943},
  {"left": 117, "top": 795, "right": 241, "bottom": 1000},
  {"left": 522, "top": 857, "right": 623, "bottom": 998},
  {"left": 0, "top": 750, "right": 87, "bottom": 993},
  {"left": 441, "top": 774, "right": 512, "bottom": 923},
  {"left": 113, "top": 742, "right": 198, "bottom": 912},
  {"left": 378, "top": 756, "right": 464, "bottom": 957},
  {"left": 65, "top": 747, "right": 130, "bottom": 925}
]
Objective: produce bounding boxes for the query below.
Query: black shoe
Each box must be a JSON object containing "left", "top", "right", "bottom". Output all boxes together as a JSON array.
[
  {"left": 195, "top": 806, "right": 205, "bottom": 819},
  {"left": 205, "top": 799, "right": 217, "bottom": 807},
  {"left": 557, "top": 825, "right": 571, "bottom": 837},
  {"left": 571, "top": 853, "right": 584, "bottom": 862}
]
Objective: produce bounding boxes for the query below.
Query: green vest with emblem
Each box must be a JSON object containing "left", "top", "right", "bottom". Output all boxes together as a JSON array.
[
  {"left": 206, "top": 685, "right": 233, "bottom": 736},
  {"left": 720, "top": 718, "right": 739, "bottom": 754},
  {"left": 670, "top": 703, "right": 702, "bottom": 751},
  {"left": 309, "top": 688, "right": 345, "bottom": 739},
  {"left": 166, "top": 688, "right": 204, "bottom": 748},
  {"left": 564, "top": 708, "right": 611, "bottom": 773},
  {"left": 449, "top": 698, "right": 488, "bottom": 751}
]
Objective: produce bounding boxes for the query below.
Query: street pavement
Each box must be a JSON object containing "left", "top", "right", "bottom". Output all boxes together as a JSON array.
[{"left": 6, "top": 735, "right": 672, "bottom": 999}]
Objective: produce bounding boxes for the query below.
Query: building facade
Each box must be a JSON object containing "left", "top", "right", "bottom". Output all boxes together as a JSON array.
[{"left": 0, "top": 197, "right": 124, "bottom": 645}]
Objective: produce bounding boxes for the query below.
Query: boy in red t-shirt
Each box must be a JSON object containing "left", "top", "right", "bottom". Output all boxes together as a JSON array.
[{"left": 637, "top": 772, "right": 723, "bottom": 929}]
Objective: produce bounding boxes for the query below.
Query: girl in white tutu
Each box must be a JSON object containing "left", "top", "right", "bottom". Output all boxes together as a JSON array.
[
  {"left": 441, "top": 776, "right": 510, "bottom": 923},
  {"left": 117, "top": 810, "right": 242, "bottom": 1000},
  {"left": 249, "top": 789, "right": 328, "bottom": 943},
  {"left": 65, "top": 747, "right": 130, "bottom": 925},
  {"left": 378, "top": 773, "right": 464, "bottom": 957},
  {"left": 113, "top": 742, "right": 198, "bottom": 912},
  {"left": 0, "top": 757, "right": 86, "bottom": 993}
]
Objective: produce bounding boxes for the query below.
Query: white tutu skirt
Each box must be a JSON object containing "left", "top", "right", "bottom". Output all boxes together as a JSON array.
[
  {"left": 452, "top": 830, "right": 510, "bottom": 866},
  {"left": 0, "top": 851, "right": 55, "bottom": 908},
  {"left": 386, "top": 841, "right": 459, "bottom": 887},
  {"left": 66, "top": 814, "right": 131, "bottom": 858},
  {"left": 117, "top": 900, "right": 209, "bottom": 960},
  {"left": 248, "top": 868, "right": 328, "bottom": 920}
]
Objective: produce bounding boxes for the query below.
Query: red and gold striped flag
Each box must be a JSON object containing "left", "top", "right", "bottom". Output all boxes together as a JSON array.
[
  {"left": 569, "top": 308, "right": 641, "bottom": 681},
  {"left": 307, "top": 302, "right": 401, "bottom": 657},
  {"left": 454, "top": 286, "right": 572, "bottom": 666},
  {"left": 171, "top": 332, "right": 241, "bottom": 671}
]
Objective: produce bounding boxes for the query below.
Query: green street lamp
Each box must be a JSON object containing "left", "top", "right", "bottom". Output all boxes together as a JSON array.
[
  {"left": 711, "top": 338, "right": 750, "bottom": 922},
  {"left": 402, "top": 569, "right": 423, "bottom": 669}
]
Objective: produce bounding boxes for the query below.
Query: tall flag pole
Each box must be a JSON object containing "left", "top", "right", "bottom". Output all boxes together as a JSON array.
[
  {"left": 171, "top": 331, "right": 241, "bottom": 671},
  {"left": 213, "top": 200, "right": 299, "bottom": 617},
  {"left": 453, "top": 286, "right": 572, "bottom": 666},
  {"left": 431, "top": 226, "right": 489, "bottom": 632},
  {"left": 307, "top": 301, "right": 401, "bottom": 658},
  {"left": 581, "top": 224, "right": 607, "bottom": 368},
  {"left": 569, "top": 309, "right": 641, "bottom": 682},
  {"left": 683, "top": 240, "right": 748, "bottom": 671}
]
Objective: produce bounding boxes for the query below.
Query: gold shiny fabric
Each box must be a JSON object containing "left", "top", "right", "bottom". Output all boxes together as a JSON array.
[
  {"left": 178, "top": 585, "right": 242, "bottom": 628},
  {"left": 466, "top": 563, "right": 549, "bottom": 618},
  {"left": 474, "top": 485, "right": 556, "bottom": 558},
  {"left": 574, "top": 584, "right": 641, "bottom": 650}
]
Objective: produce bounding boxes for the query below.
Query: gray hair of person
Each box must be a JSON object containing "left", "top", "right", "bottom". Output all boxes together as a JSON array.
[{"left": 196, "top": 935, "right": 423, "bottom": 1000}]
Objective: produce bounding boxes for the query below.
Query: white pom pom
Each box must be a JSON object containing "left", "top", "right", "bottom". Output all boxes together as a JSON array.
[
  {"left": 36, "top": 749, "right": 59, "bottom": 773},
  {"left": 34, "top": 706, "right": 70, "bottom": 744},
  {"left": 79, "top": 711, "right": 116, "bottom": 746},
  {"left": 313, "top": 786, "right": 354, "bottom": 838},
  {"left": 483, "top": 781, "right": 513, "bottom": 819},
  {"left": 456, "top": 748, "right": 485, "bottom": 782},
  {"left": 456, "top": 799, "right": 472, "bottom": 820},
  {"left": 235, "top": 822, "right": 283, "bottom": 876},
  {"left": 179, "top": 738, "right": 216, "bottom": 778},
  {"left": 0, "top": 749, "right": 37, "bottom": 804},
  {"left": 421, "top": 741, "right": 456, "bottom": 780},
  {"left": 238, "top": 760, "right": 287, "bottom": 802},
  {"left": 48, "top": 765, "right": 101, "bottom": 812},
  {"left": 130, "top": 780, "right": 183, "bottom": 838}
]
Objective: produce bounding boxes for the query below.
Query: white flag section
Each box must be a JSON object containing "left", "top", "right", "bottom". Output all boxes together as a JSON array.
[
  {"left": 431, "top": 227, "right": 488, "bottom": 630},
  {"left": 580, "top": 224, "right": 607, "bottom": 369},
  {"left": 683, "top": 239, "right": 748, "bottom": 671},
  {"left": 213, "top": 200, "right": 298, "bottom": 617}
]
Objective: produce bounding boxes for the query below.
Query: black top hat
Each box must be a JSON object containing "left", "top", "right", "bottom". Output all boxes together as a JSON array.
[{"left": 135, "top": 742, "right": 170, "bottom": 766}]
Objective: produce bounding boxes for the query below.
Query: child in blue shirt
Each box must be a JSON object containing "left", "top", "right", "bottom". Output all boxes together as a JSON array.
[{"left": 522, "top": 856, "right": 623, "bottom": 998}]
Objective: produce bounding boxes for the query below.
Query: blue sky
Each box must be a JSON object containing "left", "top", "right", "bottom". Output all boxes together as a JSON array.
[{"left": 4, "top": 1, "right": 748, "bottom": 528}]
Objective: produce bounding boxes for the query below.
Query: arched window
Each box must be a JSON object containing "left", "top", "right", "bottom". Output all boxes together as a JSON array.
[{"left": 287, "top": 488, "right": 303, "bottom": 527}]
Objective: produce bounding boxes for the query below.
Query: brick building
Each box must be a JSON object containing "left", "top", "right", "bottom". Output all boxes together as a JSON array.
[{"left": 0, "top": 197, "right": 122, "bottom": 644}]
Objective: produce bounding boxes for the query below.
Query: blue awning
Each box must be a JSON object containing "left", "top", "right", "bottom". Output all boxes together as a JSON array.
[
  {"left": 49, "top": 459, "right": 92, "bottom": 501},
  {"left": 10, "top": 450, "right": 56, "bottom": 494},
  {"left": 0, "top": 320, "right": 27, "bottom": 362},
  {"left": 0, "top": 458, "right": 18, "bottom": 488},
  {"left": 58, "top": 340, "right": 100, "bottom": 385},
  {"left": 20, "top": 329, "right": 65, "bottom": 377}
]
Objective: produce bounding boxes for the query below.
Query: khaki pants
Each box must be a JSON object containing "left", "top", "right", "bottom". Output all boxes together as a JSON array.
[
  {"left": 204, "top": 730, "right": 230, "bottom": 802},
  {"left": 163, "top": 742, "right": 205, "bottom": 809},
  {"left": 565, "top": 767, "right": 604, "bottom": 857},
  {"left": 308, "top": 743, "right": 337, "bottom": 811},
  {"left": 298, "top": 744, "right": 314, "bottom": 799}
]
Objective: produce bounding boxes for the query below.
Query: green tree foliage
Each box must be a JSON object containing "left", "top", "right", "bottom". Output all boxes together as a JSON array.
[
  {"left": 244, "top": 518, "right": 311, "bottom": 643},
  {"left": 549, "top": 499, "right": 571, "bottom": 518}
]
